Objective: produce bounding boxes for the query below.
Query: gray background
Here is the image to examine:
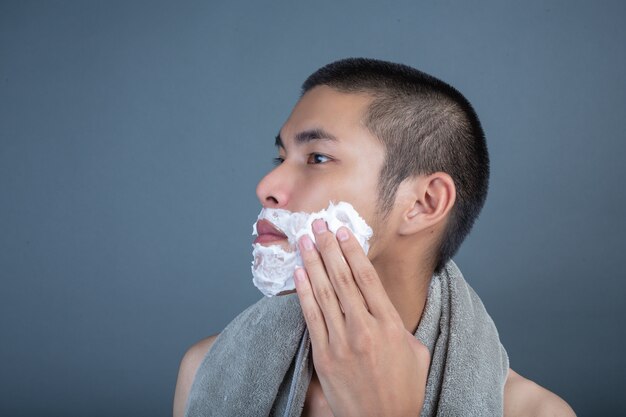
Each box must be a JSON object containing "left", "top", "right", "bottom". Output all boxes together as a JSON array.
[{"left": 1, "top": 0, "right": 624, "bottom": 416}]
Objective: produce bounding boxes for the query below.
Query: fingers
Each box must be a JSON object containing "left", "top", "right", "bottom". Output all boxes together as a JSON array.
[
  {"left": 310, "top": 220, "right": 369, "bottom": 317},
  {"left": 297, "top": 233, "right": 346, "bottom": 339},
  {"left": 296, "top": 217, "right": 398, "bottom": 354},
  {"left": 294, "top": 267, "right": 328, "bottom": 350},
  {"left": 334, "top": 225, "right": 396, "bottom": 319}
]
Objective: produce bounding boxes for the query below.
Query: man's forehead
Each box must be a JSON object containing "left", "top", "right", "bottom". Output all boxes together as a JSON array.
[{"left": 276, "top": 87, "right": 373, "bottom": 148}]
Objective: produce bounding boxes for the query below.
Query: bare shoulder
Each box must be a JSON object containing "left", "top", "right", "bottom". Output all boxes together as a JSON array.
[
  {"left": 504, "top": 368, "right": 576, "bottom": 417},
  {"left": 173, "top": 333, "right": 220, "bottom": 417}
]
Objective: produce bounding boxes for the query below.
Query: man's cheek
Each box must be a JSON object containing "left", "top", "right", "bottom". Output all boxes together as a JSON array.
[{"left": 250, "top": 201, "right": 373, "bottom": 297}]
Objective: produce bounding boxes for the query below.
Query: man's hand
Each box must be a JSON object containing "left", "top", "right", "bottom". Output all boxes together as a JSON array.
[{"left": 294, "top": 219, "right": 430, "bottom": 417}]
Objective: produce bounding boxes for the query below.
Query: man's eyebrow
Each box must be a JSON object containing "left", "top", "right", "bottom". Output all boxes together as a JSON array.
[{"left": 275, "top": 128, "right": 338, "bottom": 148}]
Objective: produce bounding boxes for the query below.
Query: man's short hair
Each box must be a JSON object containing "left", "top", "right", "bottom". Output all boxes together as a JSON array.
[{"left": 301, "top": 58, "right": 489, "bottom": 273}]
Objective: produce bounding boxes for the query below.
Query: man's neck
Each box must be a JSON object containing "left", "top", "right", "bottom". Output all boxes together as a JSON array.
[{"left": 372, "top": 245, "right": 434, "bottom": 334}]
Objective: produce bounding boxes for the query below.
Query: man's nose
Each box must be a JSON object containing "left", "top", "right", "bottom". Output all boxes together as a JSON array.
[{"left": 255, "top": 164, "right": 292, "bottom": 208}]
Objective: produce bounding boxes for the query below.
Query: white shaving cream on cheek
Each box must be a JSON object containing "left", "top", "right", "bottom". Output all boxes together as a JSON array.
[{"left": 251, "top": 201, "right": 373, "bottom": 297}]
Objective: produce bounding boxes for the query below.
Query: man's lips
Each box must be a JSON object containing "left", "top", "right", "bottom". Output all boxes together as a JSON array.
[{"left": 254, "top": 219, "right": 288, "bottom": 244}]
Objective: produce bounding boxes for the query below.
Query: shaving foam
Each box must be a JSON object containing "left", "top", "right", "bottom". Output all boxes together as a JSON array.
[{"left": 251, "top": 201, "right": 373, "bottom": 297}]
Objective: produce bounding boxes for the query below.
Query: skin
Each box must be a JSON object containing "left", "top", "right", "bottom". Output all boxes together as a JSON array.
[{"left": 173, "top": 86, "right": 576, "bottom": 417}]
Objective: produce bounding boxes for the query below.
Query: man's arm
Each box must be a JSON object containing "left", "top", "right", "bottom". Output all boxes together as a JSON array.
[
  {"left": 504, "top": 368, "right": 576, "bottom": 417},
  {"left": 173, "top": 334, "right": 220, "bottom": 417}
]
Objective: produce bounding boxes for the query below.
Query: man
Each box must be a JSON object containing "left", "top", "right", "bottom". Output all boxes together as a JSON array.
[{"left": 173, "top": 58, "right": 575, "bottom": 416}]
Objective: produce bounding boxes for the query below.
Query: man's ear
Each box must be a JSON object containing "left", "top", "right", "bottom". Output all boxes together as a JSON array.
[{"left": 398, "top": 172, "right": 456, "bottom": 236}]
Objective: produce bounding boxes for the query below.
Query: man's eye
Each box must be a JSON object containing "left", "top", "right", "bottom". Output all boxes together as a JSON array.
[
  {"left": 272, "top": 157, "right": 284, "bottom": 166},
  {"left": 307, "top": 153, "right": 331, "bottom": 164}
]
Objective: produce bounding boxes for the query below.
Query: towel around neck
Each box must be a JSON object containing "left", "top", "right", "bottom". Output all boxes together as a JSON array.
[{"left": 185, "top": 260, "right": 509, "bottom": 417}]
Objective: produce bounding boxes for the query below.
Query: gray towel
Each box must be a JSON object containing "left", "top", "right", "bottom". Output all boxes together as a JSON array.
[{"left": 185, "top": 260, "right": 509, "bottom": 416}]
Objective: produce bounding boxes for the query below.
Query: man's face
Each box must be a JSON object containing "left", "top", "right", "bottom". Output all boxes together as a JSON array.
[{"left": 255, "top": 86, "right": 387, "bottom": 256}]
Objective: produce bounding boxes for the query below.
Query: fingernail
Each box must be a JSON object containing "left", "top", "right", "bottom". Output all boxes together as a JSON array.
[
  {"left": 312, "top": 219, "right": 327, "bottom": 234},
  {"left": 336, "top": 227, "right": 349, "bottom": 242},
  {"left": 299, "top": 235, "right": 314, "bottom": 251}
]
